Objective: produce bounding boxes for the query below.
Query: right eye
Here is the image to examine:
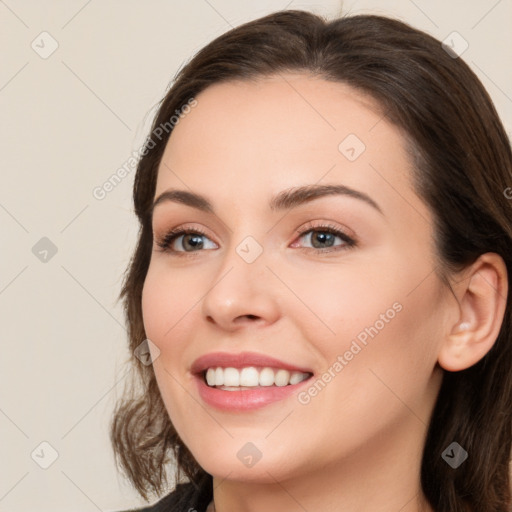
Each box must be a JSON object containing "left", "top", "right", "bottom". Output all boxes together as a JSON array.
[{"left": 155, "top": 227, "right": 218, "bottom": 256}]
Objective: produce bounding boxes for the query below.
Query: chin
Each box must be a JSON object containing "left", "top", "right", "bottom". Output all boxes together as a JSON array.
[{"left": 193, "top": 448, "right": 297, "bottom": 483}]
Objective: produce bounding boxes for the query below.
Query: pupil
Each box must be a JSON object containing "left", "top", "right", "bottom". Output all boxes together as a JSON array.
[
  {"left": 313, "top": 231, "right": 334, "bottom": 248},
  {"left": 184, "top": 234, "right": 203, "bottom": 251}
]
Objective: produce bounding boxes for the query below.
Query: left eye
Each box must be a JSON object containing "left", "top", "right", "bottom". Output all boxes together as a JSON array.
[{"left": 292, "top": 226, "right": 356, "bottom": 252}]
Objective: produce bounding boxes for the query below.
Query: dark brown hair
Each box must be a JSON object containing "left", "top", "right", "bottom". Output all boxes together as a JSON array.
[{"left": 110, "top": 9, "right": 512, "bottom": 511}]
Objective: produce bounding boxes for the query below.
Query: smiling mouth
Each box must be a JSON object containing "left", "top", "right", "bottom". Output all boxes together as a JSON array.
[{"left": 202, "top": 366, "right": 314, "bottom": 390}]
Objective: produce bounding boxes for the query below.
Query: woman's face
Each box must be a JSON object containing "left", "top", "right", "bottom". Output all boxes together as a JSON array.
[{"left": 142, "top": 74, "right": 451, "bottom": 482}]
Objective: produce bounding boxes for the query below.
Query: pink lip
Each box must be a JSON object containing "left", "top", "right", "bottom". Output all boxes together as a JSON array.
[
  {"left": 190, "top": 351, "right": 313, "bottom": 375},
  {"left": 190, "top": 351, "right": 314, "bottom": 411},
  {"left": 194, "top": 374, "right": 313, "bottom": 411}
]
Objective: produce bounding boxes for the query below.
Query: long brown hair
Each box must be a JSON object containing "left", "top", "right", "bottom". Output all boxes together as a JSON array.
[{"left": 110, "top": 10, "right": 512, "bottom": 511}]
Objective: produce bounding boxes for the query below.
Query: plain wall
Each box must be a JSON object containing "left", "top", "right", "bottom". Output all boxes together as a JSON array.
[{"left": 1, "top": 1, "right": 511, "bottom": 511}]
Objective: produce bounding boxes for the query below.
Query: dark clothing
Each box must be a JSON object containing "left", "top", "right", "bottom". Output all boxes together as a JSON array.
[{"left": 120, "top": 473, "right": 213, "bottom": 512}]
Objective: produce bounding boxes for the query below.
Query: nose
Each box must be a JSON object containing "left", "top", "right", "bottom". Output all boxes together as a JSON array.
[{"left": 201, "top": 240, "right": 281, "bottom": 332}]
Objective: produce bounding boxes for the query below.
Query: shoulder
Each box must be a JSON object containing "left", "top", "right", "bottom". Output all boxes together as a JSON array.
[{"left": 117, "top": 473, "right": 213, "bottom": 512}]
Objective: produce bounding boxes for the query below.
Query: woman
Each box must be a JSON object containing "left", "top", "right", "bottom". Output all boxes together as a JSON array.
[{"left": 110, "top": 9, "right": 512, "bottom": 512}]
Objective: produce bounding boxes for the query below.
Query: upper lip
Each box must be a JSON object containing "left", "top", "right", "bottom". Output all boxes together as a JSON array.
[{"left": 190, "top": 351, "right": 314, "bottom": 375}]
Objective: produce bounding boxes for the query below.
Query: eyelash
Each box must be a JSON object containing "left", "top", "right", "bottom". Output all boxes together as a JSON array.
[{"left": 154, "top": 222, "right": 357, "bottom": 258}]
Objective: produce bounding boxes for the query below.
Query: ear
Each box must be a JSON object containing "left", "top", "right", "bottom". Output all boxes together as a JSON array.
[{"left": 438, "top": 252, "right": 508, "bottom": 372}]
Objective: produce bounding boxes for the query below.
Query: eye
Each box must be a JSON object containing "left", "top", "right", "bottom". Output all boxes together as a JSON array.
[
  {"left": 154, "top": 221, "right": 357, "bottom": 257},
  {"left": 291, "top": 222, "right": 357, "bottom": 253},
  {"left": 154, "top": 226, "right": 217, "bottom": 255}
]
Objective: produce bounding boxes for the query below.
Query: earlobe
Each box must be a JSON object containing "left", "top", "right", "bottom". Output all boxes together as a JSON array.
[{"left": 437, "top": 253, "right": 508, "bottom": 372}]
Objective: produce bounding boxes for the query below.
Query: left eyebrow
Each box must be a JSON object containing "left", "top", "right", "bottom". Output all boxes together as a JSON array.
[
  {"left": 151, "top": 183, "right": 384, "bottom": 217},
  {"left": 269, "top": 184, "right": 383, "bottom": 216}
]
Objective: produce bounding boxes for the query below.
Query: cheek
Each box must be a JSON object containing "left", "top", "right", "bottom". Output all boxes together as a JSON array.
[
  {"left": 141, "top": 272, "right": 166, "bottom": 342},
  {"left": 141, "top": 268, "right": 199, "bottom": 432},
  {"left": 278, "top": 258, "right": 402, "bottom": 351},
  {"left": 141, "top": 263, "right": 198, "bottom": 345},
  {"left": 288, "top": 265, "right": 444, "bottom": 449},
  {"left": 285, "top": 253, "right": 443, "bottom": 385}
]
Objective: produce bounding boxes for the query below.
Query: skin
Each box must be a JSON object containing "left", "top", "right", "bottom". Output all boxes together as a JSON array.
[{"left": 141, "top": 74, "right": 508, "bottom": 512}]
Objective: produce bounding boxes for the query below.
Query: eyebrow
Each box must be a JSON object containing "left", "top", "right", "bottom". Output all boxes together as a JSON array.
[{"left": 150, "top": 184, "right": 383, "bottom": 217}]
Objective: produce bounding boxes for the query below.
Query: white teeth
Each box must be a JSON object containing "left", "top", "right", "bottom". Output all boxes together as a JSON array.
[
  {"left": 224, "top": 367, "right": 240, "bottom": 386},
  {"left": 289, "top": 371, "right": 305, "bottom": 385},
  {"left": 274, "top": 369, "right": 290, "bottom": 387},
  {"left": 204, "top": 366, "right": 310, "bottom": 388},
  {"left": 206, "top": 368, "right": 216, "bottom": 386},
  {"left": 240, "top": 367, "right": 259, "bottom": 386},
  {"left": 259, "top": 367, "right": 274, "bottom": 386}
]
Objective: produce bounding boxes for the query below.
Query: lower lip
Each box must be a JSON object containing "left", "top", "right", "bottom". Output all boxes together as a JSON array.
[{"left": 194, "top": 373, "right": 313, "bottom": 411}]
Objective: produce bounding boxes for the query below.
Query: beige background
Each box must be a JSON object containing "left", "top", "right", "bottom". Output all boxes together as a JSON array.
[{"left": 1, "top": 1, "right": 511, "bottom": 511}]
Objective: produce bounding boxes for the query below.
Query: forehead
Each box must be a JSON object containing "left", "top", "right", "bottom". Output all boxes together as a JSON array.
[
  {"left": 164, "top": 74, "right": 388, "bottom": 161},
  {"left": 154, "top": 73, "right": 429, "bottom": 225}
]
